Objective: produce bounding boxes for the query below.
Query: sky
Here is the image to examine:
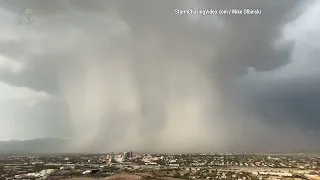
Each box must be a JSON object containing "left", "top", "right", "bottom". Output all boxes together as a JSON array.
[{"left": 0, "top": 0, "right": 320, "bottom": 153}]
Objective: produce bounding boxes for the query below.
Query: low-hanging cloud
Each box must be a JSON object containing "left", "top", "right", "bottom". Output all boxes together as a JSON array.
[{"left": 0, "top": 0, "right": 319, "bottom": 153}]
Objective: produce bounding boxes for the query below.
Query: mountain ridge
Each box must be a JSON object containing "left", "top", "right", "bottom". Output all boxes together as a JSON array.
[{"left": 0, "top": 138, "right": 69, "bottom": 155}]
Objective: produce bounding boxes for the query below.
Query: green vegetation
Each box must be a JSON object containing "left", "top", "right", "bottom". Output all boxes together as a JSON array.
[{"left": 173, "top": 171, "right": 182, "bottom": 178}]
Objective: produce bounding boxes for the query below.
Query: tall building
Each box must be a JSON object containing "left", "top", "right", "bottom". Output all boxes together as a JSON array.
[
  {"left": 123, "top": 152, "right": 128, "bottom": 159},
  {"left": 108, "top": 155, "right": 115, "bottom": 163},
  {"left": 115, "top": 155, "right": 124, "bottom": 163},
  {"left": 122, "top": 151, "right": 133, "bottom": 159}
]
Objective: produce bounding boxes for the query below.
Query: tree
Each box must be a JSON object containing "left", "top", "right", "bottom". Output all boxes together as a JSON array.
[
  {"left": 0, "top": 164, "right": 4, "bottom": 173},
  {"left": 144, "top": 176, "right": 152, "bottom": 180},
  {"left": 173, "top": 171, "right": 182, "bottom": 178},
  {"left": 183, "top": 172, "right": 190, "bottom": 179}
]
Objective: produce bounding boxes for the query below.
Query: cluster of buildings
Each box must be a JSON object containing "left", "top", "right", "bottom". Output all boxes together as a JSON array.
[
  {"left": 105, "top": 151, "right": 133, "bottom": 163},
  {"left": 11, "top": 169, "right": 55, "bottom": 179}
]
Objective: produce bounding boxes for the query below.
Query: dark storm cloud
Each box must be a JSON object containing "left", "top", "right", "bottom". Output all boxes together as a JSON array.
[
  {"left": 0, "top": 0, "right": 303, "bottom": 92},
  {"left": 0, "top": 54, "right": 67, "bottom": 95},
  {"left": 0, "top": 0, "right": 319, "bottom": 152},
  {"left": 241, "top": 77, "right": 320, "bottom": 131},
  {"left": 208, "top": 0, "right": 303, "bottom": 82}
]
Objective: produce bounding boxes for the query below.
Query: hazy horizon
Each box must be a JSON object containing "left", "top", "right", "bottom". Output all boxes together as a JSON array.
[
  {"left": 1, "top": 137, "right": 320, "bottom": 154},
  {"left": 1, "top": 0, "right": 320, "bottom": 153}
]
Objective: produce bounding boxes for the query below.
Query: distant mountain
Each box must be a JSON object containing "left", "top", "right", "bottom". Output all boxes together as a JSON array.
[{"left": 0, "top": 138, "right": 69, "bottom": 155}]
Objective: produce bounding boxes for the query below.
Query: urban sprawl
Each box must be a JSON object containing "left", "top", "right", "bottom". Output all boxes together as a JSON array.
[{"left": 1, "top": 152, "right": 320, "bottom": 180}]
